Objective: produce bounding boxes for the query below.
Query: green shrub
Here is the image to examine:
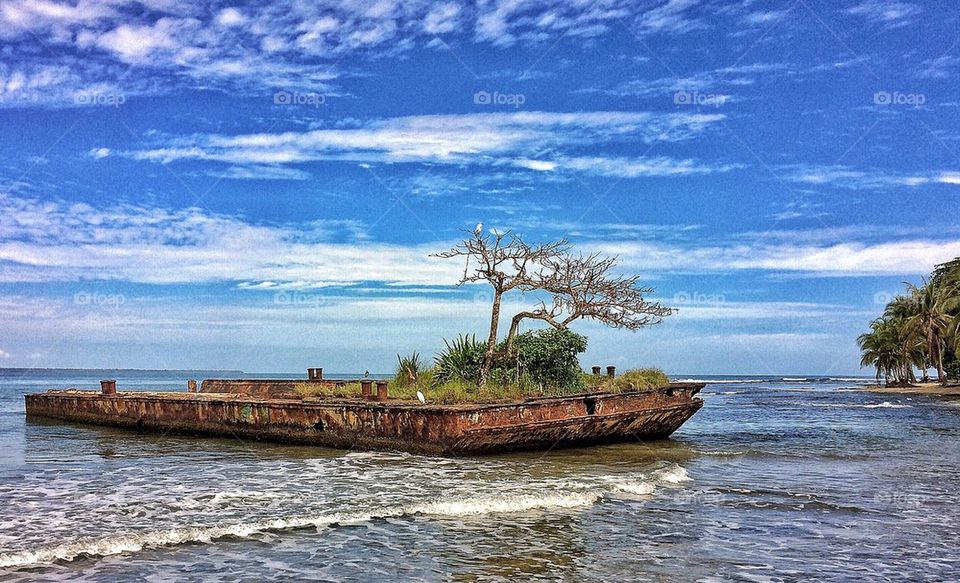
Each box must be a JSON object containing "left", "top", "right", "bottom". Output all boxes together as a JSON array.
[
  {"left": 582, "top": 372, "right": 606, "bottom": 390},
  {"left": 946, "top": 359, "right": 960, "bottom": 382},
  {"left": 394, "top": 352, "right": 422, "bottom": 388},
  {"left": 604, "top": 368, "right": 669, "bottom": 392},
  {"left": 508, "top": 328, "right": 587, "bottom": 390},
  {"left": 433, "top": 334, "right": 485, "bottom": 387}
]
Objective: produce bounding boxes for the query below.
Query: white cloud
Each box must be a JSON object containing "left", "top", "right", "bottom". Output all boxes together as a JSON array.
[
  {"left": 846, "top": 0, "right": 921, "bottom": 28},
  {"left": 474, "top": 0, "right": 632, "bottom": 46},
  {"left": 939, "top": 172, "right": 960, "bottom": 185},
  {"left": 594, "top": 239, "right": 960, "bottom": 276},
  {"left": 0, "top": 0, "right": 714, "bottom": 106},
  {"left": 557, "top": 155, "right": 739, "bottom": 178},
  {"left": 742, "top": 9, "right": 791, "bottom": 26},
  {"left": 673, "top": 301, "right": 872, "bottom": 321},
  {"left": 515, "top": 159, "right": 558, "bottom": 172},
  {"left": 423, "top": 2, "right": 462, "bottom": 35},
  {"left": 209, "top": 165, "right": 311, "bottom": 180},
  {"left": 96, "top": 18, "right": 190, "bottom": 63},
  {"left": 216, "top": 7, "right": 247, "bottom": 27},
  {"left": 117, "top": 111, "right": 727, "bottom": 177},
  {"left": 638, "top": 0, "right": 706, "bottom": 34},
  {"left": 595, "top": 62, "right": 790, "bottom": 99},
  {"left": 779, "top": 164, "right": 960, "bottom": 189},
  {"left": 0, "top": 193, "right": 458, "bottom": 286},
  {"left": 1, "top": 194, "right": 956, "bottom": 288}
]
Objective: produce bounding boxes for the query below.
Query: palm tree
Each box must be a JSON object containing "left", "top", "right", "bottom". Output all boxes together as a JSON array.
[
  {"left": 932, "top": 259, "right": 960, "bottom": 366},
  {"left": 900, "top": 280, "right": 956, "bottom": 385},
  {"left": 860, "top": 258, "right": 960, "bottom": 385},
  {"left": 858, "top": 317, "right": 905, "bottom": 384},
  {"left": 884, "top": 296, "right": 925, "bottom": 383}
]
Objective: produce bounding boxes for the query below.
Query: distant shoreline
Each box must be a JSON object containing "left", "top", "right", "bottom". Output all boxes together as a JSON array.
[
  {"left": 864, "top": 382, "right": 960, "bottom": 396},
  {"left": 0, "top": 367, "right": 244, "bottom": 374}
]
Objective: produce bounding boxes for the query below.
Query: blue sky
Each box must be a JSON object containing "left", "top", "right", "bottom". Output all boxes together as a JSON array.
[{"left": 0, "top": 0, "right": 958, "bottom": 375}]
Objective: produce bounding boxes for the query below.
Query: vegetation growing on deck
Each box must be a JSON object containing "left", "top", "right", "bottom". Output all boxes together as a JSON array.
[
  {"left": 294, "top": 365, "right": 670, "bottom": 404},
  {"left": 434, "top": 229, "right": 673, "bottom": 388},
  {"left": 297, "top": 231, "right": 676, "bottom": 403}
]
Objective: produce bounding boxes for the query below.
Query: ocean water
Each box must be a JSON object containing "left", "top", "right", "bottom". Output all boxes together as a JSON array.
[{"left": 1, "top": 371, "right": 959, "bottom": 581}]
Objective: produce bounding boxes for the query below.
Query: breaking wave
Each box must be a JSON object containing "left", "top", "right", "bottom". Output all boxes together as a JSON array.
[
  {"left": 810, "top": 401, "right": 911, "bottom": 409},
  {"left": 676, "top": 378, "right": 767, "bottom": 384},
  {"left": 0, "top": 464, "right": 692, "bottom": 569},
  {"left": 863, "top": 401, "right": 912, "bottom": 409}
]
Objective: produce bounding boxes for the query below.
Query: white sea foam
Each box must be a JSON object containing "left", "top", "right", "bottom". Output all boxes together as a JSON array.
[
  {"left": 209, "top": 490, "right": 283, "bottom": 506},
  {"left": 863, "top": 401, "right": 911, "bottom": 409},
  {"left": 0, "top": 464, "right": 694, "bottom": 569},
  {"left": 676, "top": 379, "right": 766, "bottom": 384},
  {"left": 0, "top": 488, "right": 610, "bottom": 568},
  {"left": 654, "top": 465, "right": 691, "bottom": 484},
  {"left": 0, "top": 510, "right": 382, "bottom": 568},
  {"left": 412, "top": 491, "right": 600, "bottom": 517},
  {"left": 811, "top": 402, "right": 911, "bottom": 409}
]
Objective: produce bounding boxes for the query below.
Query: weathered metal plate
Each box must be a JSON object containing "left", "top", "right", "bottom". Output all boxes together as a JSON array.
[{"left": 24, "top": 383, "right": 704, "bottom": 456}]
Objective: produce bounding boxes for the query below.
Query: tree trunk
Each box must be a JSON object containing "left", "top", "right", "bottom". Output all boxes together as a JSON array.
[
  {"left": 505, "top": 313, "right": 523, "bottom": 355},
  {"left": 930, "top": 329, "right": 946, "bottom": 385},
  {"left": 480, "top": 288, "right": 503, "bottom": 389}
]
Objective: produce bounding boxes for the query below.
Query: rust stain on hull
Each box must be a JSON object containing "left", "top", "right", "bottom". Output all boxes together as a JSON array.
[{"left": 23, "top": 383, "right": 704, "bottom": 456}]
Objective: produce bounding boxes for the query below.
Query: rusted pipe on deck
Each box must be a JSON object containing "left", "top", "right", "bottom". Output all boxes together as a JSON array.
[
  {"left": 187, "top": 379, "right": 197, "bottom": 393},
  {"left": 606, "top": 366, "right": 616, "bottom": 378},
  {"left": 361, "top": 380, "right": 373, "bottom": 401},
  {"left": 100, "top": 379, "right": 117, "bottom": 395},
  {"left": 375, "top": 380, "right": 389, "bottom": 402},
  {"left": 591, "top": 366, "right": 602, "bottom": 376},
  {"left": 307, "top": 368, "right": 324, "bottom": 381}
]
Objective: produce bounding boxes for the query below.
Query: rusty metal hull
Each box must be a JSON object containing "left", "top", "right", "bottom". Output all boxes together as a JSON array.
[{"left": 24, "top": 384, "right": 704, "bottom": 456}]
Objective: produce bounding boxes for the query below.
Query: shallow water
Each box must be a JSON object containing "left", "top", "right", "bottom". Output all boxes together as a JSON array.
[{"left": 1, "top": 371, "right": 959, "bottom": 581}]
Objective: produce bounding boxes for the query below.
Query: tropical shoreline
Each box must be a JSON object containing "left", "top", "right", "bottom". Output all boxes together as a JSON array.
[{"left": 863, "top": 382, "right": 960, "bottom": 396}]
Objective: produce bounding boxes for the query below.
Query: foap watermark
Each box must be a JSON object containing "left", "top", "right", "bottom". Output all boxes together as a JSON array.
[
  {"left": 874, "top": 492, "right": 923, "bottom": 509},
  {"left": 274, "top": 291, "right": 325, "bottom": 307},
  {"left": 74, "top": 291, "right": 125, "bottom": 308},
  {"left": 874, "top": 291, "right": 896, "bottom": 305},
  {"left": 273, "top": 90, "right": 326, "bottom": 107},
  {"left": 471, "top": 290, "right": 530, "bottom": 314},
  {"left": 874, "top": 91, "right": 925, "bottom": 107},
  {"left": 672, "top": 291, "right": 726, "bottom": 306},
  {"left": 670, "top": 489, "right": 727, "bottom": 506},
  {"left": 473, "top": 90, "right": 525, "bottom": 108},
  {"left": 674, "top": 90, "right": 727, "bottom": 108},
  {"left": 74, "top": 92, "right": 126, "bottom": 107}
]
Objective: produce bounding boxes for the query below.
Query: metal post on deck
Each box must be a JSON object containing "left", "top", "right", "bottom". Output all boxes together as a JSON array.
[
  {"left": 591, "top": 366, "right": 602, "bottom": 376},
  {"left": 606, "top": 366, "right": 616, "bottom": 379},
  {"left": 375, "top": 381, "right": 389, "bottom": 402},
  {"left": 361, "top": 380, "right": 373, "bottom": 400},
  {"left": 101, "top": 379, "right": 117, "bottom": 395}
]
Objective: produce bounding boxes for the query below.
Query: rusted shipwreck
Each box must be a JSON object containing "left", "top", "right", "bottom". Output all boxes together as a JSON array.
[{"left": 24, "top": 368, "right": 704, "bottom": 456}]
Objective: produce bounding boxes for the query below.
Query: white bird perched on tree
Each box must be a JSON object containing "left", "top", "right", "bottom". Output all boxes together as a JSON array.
[{"left": 474, "top": 222, "right": 483, "bottom": 236}]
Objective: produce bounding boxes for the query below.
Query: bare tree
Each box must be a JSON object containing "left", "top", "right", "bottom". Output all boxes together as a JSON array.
[
  {"left": 504, "top": 252, "right": 674, "bottom": 353},
  {"left": 433, "top": 230, "right": 568, "bottom": 387}
]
